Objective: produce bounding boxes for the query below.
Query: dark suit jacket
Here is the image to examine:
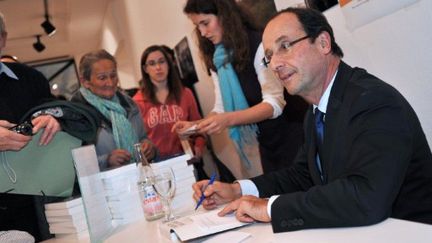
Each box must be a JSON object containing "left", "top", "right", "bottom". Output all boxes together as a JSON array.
[{"left": 251, "top": 61, "right": 432, "bottom": 232}]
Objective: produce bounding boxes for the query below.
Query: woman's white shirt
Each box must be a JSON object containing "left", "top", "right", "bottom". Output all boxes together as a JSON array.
[{"left": 210, "top": 43, "right": 286, "bottom": 118}]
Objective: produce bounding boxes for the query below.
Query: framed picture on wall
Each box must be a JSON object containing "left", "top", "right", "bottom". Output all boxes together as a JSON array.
[
  {"left": 27, "top": 57, "right": 79, "bottom": 100},
  {"left": 174, "top": 37, "right": 198, "bottom": 86}
]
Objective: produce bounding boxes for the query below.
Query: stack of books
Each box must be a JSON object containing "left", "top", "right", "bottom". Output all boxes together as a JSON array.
[
  {"left": 151, "top": 154, "right": 196, "bottom": 214},
  {"left": 99, "top": 163, "right": 144, "bottom": 226},
  {"left": 44, "top": 197, "right": 89, "bottom": 240}
]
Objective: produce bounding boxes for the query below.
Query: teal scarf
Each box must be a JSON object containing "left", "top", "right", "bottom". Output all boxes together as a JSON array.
[
  {"left": 213, "top": 44, "right": 258, "bottom": 168},
  {"left": 80, "top": 87, "right": 138, "bottom": 158}
]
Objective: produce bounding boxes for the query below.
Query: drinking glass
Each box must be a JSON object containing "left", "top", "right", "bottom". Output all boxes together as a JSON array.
[{"left": 152, "top": 167, "right": 176, "bottom": 222}]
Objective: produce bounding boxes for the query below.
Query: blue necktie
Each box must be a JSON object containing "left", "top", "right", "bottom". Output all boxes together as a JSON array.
[{"left": 314, "top": 108, "right": 325, "bottom": 180}]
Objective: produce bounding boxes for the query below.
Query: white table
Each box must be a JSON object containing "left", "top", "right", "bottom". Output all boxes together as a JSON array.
[{"left": 43, "top": 217, "right": 432, "bottom": 243}]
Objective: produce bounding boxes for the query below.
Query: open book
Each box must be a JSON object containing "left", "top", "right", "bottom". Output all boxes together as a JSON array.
[{"left": 159, "top": 209, "right": 250, "bottom": 241}]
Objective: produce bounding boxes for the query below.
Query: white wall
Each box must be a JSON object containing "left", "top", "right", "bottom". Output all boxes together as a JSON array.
[{"left": 329, "top": 1, "right": 432, "bottom": 146}]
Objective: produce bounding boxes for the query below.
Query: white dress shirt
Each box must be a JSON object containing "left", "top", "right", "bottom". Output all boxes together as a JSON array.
[{"left": 0, "top": 62, "right": 19, "bottom": 80}]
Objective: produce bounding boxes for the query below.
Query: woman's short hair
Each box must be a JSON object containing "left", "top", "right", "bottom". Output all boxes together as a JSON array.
[{"left": 79, "top": 49, "right": 117, "bottom": 81}]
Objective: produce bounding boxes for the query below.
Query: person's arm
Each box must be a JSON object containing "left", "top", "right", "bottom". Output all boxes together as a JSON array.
[
  {"left": 197, "top": 85, "right": 274, "bottom": 134},
  {"left": 191, "top": 178, "right": 281, "bottom": 224},
  {"left": 196, "top": 46, "right": 284, "bottom": 134},
  {"left": 216, "top": 145, "right": 310, "bottom": 224},
  {"left": 211, "top": 47, "right": 286, "bottom": 120},
  {"left": 200, "top": 103, "right": 274, "bottom": 132},
  {"left": 212, "top": 62, "right": 275, "bottom": 124},
  {"left": 210, "top": 71, "right": 225, "bottom": 114},
  {"left": 254, "top": 43, "right": 286, "bottom": 118}
]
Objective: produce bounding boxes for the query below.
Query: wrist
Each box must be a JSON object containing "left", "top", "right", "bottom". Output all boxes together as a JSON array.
[
  {"left": 224, "top": 112, "right": 236, "bottom": 127},
  {"left": 232, "top": 182, "right": 242, "bottom": 199}
]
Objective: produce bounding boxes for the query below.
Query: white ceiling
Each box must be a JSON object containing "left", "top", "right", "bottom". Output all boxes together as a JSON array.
[{"left": 0, "top": 0, "right": 109, "bottom": 62}]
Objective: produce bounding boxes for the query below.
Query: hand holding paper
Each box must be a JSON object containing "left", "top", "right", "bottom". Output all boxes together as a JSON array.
[
  {"left": 172, "top": 120, "right": 198, "bottom": 136},
  {"left": 174, "top": 123, "right": 200, "bottom": 139}
]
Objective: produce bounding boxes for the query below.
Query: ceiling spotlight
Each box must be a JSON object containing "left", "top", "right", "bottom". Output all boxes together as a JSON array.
[
  {"left": 41, "top": 19, "right": 56, "bottom": 36},
  {"left": 33, "top": 35, "right": 46, "bottom": 52},
  {"left": 41, "top": 0, "right": 56, "bottom": 36}
]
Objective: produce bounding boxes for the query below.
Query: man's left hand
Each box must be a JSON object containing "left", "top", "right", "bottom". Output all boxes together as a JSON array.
[
  {"left": 218, "top": 195, "right": 271, "bottom": 223},
  {"left": 32, "top": 115, "right": 61, "bottom": 145}
]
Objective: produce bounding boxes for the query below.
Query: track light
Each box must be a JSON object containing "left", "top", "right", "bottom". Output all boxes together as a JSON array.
[
  {"left": 41, "top": 19, "right": 56, "bottom": 36},
  {"left": 41, "top": 0, "right": 56, "bottom": 36},
  {"left": 33, "top": 35, "right": 46, "bottom": 52}
]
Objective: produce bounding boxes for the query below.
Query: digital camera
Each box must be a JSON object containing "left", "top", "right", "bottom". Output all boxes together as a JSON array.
[{"left": 9, "top": 121, "right": 34, "bottom": 136}]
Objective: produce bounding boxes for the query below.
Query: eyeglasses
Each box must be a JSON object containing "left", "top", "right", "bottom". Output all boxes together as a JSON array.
[
  {"left": 145, "top": 58, "right": 167, "bottom": 67},
  {"left": 262, "top": 35, "right": 310, "bottom": 68}
]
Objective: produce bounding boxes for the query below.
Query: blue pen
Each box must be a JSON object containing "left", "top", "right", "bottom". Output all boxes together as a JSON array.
[{"left": 195, "top": 172, "right": 217, "bottom": 211}]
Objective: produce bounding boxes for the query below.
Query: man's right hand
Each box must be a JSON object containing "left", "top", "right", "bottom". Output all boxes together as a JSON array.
[
  {"left": 192, "top": 180, "right": 242, "bottom": 210},
  {"left": 0, "top": 120, "right": 32, "bottom": 151}
]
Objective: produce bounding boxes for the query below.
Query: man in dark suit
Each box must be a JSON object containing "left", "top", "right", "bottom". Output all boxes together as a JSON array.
[
  {"left": 191, "top": 7, "right": 432, "bottom": 232},
  {"left": 0, "top": 12, "right": 61, "bottom": 241}
]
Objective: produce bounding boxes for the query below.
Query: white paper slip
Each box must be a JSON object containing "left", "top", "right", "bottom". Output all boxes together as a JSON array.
[
  {"left": 178, "top": 124, "right": 199, "bottom": 136},
  {"left": 203, "top": 231, "right": 251, "bottom": 243},
  {"left": 159, "top": 208, "right": 250, "bottom": 242},
  {"left": 194, "top": 210, "right": 243, "bottom": 232}
]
